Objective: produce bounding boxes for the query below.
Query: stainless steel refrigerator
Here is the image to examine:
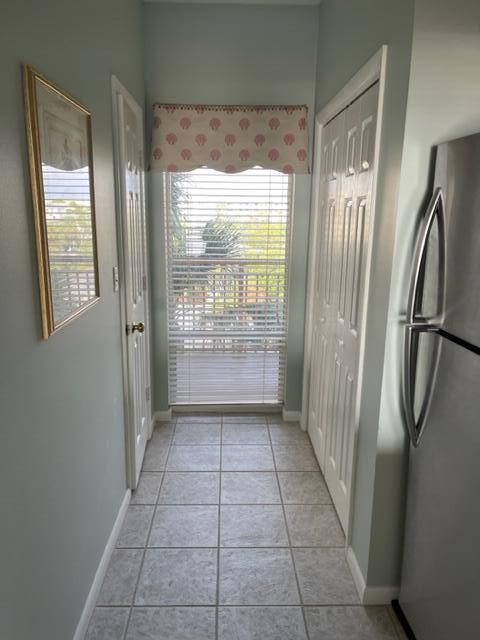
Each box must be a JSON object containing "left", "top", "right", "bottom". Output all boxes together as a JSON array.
[{"left": 395, "top": 133, "right": 480, "bottom": 639}]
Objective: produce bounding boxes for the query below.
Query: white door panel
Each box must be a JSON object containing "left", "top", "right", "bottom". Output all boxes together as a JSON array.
[
  {"left": 308, "top": 83, "right": 378, "bottom": 531},
  {"left": 114, "top": 81, "right": 151, "bottom": 488}
]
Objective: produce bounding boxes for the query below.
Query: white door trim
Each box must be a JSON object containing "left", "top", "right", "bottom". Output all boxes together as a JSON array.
[
  {"left": 301, "top": 46, "right": 388, "bottom": 540},
  {"left": 111, "top": 75, "right": 153, "bottom": 489}
]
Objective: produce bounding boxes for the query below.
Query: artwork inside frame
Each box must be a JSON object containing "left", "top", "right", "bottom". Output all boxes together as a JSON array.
[{"left": 22, "top": 64, "right": 99, "bottom": 339}]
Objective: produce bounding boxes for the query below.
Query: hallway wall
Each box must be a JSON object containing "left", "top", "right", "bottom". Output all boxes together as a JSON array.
[
  {"left": 143, "top": 2, "right": 319, "bottom": 413},
  {"left": 0, "top": 1, "right": 144, "bottom": 638},
  {"left": 374, "top": 0, "right": 480, "bottom": 585},
  {"left": 316, "top": 0, "right": 480, "bottom": 595}
]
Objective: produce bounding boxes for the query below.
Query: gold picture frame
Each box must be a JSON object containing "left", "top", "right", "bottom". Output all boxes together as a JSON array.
[{"left": 23, "top": 64, "right": 100, "bottom": 339}]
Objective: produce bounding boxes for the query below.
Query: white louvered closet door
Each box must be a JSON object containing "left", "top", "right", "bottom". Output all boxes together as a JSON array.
[
  {"left": 308, "top": 108, "right": 346, "bottom": 470},
  {"left": 308, "top": 83, "right": 378, "bottom": 532},
  {"left": 165, "top": 168, "right": 292, "bottom": 405}
]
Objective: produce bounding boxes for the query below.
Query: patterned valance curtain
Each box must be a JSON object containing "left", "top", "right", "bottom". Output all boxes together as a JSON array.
[{"left": 149, "top": 104, "right": 309, "bottom": 175}]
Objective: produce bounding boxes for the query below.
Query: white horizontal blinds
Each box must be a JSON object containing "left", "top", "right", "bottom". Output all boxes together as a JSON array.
[{"left": 165, "top": 167, "right": 292, "bottom": 405}]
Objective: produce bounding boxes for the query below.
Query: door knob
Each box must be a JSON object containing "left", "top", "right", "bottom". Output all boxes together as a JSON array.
[{"left": 127, "top": 321, "right": 145, "bottom": 334}]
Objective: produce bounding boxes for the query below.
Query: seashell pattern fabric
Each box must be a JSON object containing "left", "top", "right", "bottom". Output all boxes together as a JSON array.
[{"left": 150, "top": 104, "right": 309, "bottom": 174}]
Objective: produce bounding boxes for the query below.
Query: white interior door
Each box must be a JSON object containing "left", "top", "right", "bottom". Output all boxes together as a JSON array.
[
  {"left": 113, "top": 78, "right": 151, "bottom": 488},
  {"left": 308, "top": 83, "right": 378, "bottom": 531}
]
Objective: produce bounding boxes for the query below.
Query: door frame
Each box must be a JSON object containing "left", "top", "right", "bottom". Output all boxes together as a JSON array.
[
  {"left": 301, "top": 46, "right": 387, "bottom": 540},
  {"left": 111, "top": 75, "right": 153, "bottom": 489}
]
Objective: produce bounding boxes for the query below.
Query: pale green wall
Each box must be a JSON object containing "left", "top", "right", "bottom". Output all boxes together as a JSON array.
[
  {"left": 372, "top": 0, "right": 480, "bottom": 586},
  {"left": 0, "top": 1, "right": 144, "bottom": 638},
  {"left": 143, "top": 2, "right": 319, "bottom": 411},
  {"left": 315, "top": 0, "right": 415, "bottom": 587}
]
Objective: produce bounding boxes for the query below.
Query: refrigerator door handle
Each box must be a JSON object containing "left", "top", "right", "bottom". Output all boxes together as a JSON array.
[
  {"left": 406, "top": 187, "right": 445, "bottom": 326},
  {"left": 403, "top": 187, "right": 445, "bottom": 446}
]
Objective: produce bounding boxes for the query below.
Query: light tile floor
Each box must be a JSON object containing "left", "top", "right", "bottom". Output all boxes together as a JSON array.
[{"left": 86, "top": 413, "right": 403, "bottom": 640}]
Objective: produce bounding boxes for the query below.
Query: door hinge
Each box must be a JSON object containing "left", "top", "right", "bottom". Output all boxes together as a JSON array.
[
  {"left": 142, "top": 274, "right": 147, "bottom": 291},
  {"left": 146, "top": 386, "right": 150, "bottom": 402}
]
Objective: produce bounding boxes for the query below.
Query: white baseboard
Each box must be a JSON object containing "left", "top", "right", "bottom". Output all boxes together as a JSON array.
[
  {"left": 346, "top": 545, "right": 367, "bottom": 601},
  {"left": 153, "top": 409, "right": 172, "bottom": 422},
  {"left": 73, "top": 490, "right": 131, "bottom": 640},
  {"left": 282, "top": 409, "right": 302, "bottom": 423},
  {"left": 362, "top": 585, "right": 399, "bottom": 605},
  {"left": 346, "top": 546, "right": 399, "bottom": 605}
]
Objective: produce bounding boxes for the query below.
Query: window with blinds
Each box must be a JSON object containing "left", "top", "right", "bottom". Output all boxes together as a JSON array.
[{"left": 165, "top": 167, "right": 292, "bottom": 405}]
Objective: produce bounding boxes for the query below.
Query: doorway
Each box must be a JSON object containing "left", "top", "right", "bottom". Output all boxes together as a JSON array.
[{"left": 112, "top": 76, "right": 152, "bottom": 488}]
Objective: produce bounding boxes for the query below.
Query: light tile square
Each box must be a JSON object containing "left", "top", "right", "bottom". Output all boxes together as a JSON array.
[
  {"left": 159, "top": 472, "right": 220, "bottom": 504},
  {"left": 97, "top": 548, "right": 143, "bottom": 605},
  {"left": 221, "top": 472, "right": 280, "bottom": 504},
  {"left": 218, "top": 607, "right": 308, "bottom": 640},
  {"left": 293, "top": 548, "right": 359, "bottom": 604},
  {"left": 167, "top": 446, "right": 220, "bottom": 471},
  {"left": 273, "top": 445, "right": 319, "bottom": 471},
  {"left": 220, "top": 505, "right": 288, "bottom": 547},
  {"left": 223, "top": 415, "right": 266, "bottom": 424},
  {"left": 173, "top": 423, "right": 221, "bottom": 445},
  {"left": 278, "top": 471, "right": 331, "bottom": 504},
  {"left": 285, "top": 505, "right": 344, "bottom": 547},
  {"left": 126, "top": 607, "right": 216, "bottom": 640},
  {"left": 85, "top": 607, "right": 129, "bottom": 640},
  {"left": 116, "top": 505, "right": 154, "bottom": 548},
  {"left": 143, "top": 441, "right": 170, "bottom": 471},
  {"left": 135, "top": 548, "right": 217, "bottom": 605},
  {"left": 149, "top": 505, "right": 218, "bottom": 547},
  {"left": 304, "top": 606, "right": 398, "bottom": 640},
  {"left": 221, "top": 445, "right": 274, "bottom": 471},
  {"left": 176, "top": 415, "right": 221, "bottom": 424},
  {"left": 269, "top": 424, "right": 310, "bottom": 445},
  {"left": 219, "top": 548, "right": 300, "bottom": 605},
  {"left": 266, "top": 415, "right": 289, "bottom": 425},
  {"left": 131, "top": 472, "right": 163, "bottom": 505},
  {"left": 222, "top": 423, "right": 270, "bottom": 444},
  {"left": 151, "top": 422, "right": 175, "bottom": 441}
]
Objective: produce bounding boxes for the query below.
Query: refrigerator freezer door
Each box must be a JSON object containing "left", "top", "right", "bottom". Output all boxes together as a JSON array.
[
  {"left": 435, "top": 134, "right": 480, "bottom": 349},
  {"left": 399, "top": 335, "right": 480, "bottom": 639}
]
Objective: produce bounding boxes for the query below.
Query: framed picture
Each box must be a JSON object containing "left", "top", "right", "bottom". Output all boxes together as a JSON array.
[{"left": 23, "top": 64, "right": 99, "bottom": 338}]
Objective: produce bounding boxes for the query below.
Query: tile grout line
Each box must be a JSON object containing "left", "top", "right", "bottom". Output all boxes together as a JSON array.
[
  {"left": 144, "top": 469, "right": 323, "bottom": 472},
  {"left": 214, "top": 415, "right": 224, "bottom": 640},
  {"left": 116, "top": 545, "right": 346, "bottom": 550},
  {"left": 169, "top": 442, "right": 314, "bottom": 447},
  {"left": 97, "top": 603, "right": 377, "bottom": 609},
  {"left": 267, "top": 422, "right": 311, "bottom": 640},
  {"left": 121, "top": 417, "right": 177, "bottom": 640},
  {"left": 133, "top": 502, "right": 333, "bottom": 507}
]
